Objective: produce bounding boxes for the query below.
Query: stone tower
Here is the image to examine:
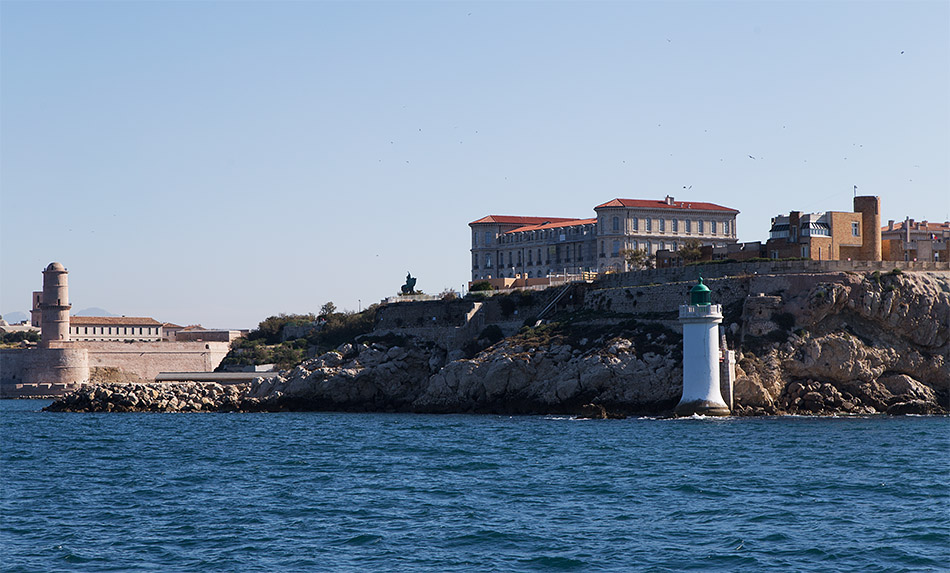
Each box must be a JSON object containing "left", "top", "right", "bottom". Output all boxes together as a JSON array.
[
  {"left": 40, "top": 262, "right": 71, "bottom": 344},
  {"left": 854, "top": 196, "right": 882, "bottom": 261},
  {"left": 675, "top": 278, "right": 730, "bottom": 417}
]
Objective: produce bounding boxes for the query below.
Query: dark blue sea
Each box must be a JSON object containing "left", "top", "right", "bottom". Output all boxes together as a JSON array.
[{"left": 1, "top": 400, "right": 948, "bottom": 572}]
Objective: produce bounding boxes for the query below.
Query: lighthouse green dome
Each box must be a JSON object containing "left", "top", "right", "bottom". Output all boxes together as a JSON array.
[{"left": 690, "top": 277, "right": 711, "bottom": 306}]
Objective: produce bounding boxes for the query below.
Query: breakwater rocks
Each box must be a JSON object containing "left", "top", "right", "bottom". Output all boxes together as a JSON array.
[
  {"left": 43, "top": 382, "right": 247, "bottom": 413},
  {"left": 46, "top": 271, "right": 949, "bottom": 416}
]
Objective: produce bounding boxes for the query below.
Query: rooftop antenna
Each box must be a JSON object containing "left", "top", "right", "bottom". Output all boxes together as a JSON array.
[{"left": 853, "top": 184, "right": 857, "bottom": 197}]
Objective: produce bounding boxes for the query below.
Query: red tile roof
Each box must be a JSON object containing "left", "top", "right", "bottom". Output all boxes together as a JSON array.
[
  {"left": 470, "top": 215, "right": 579, "bottom": 226},
  {"left": 594, "top": 198, "right": 739, "bottom": 213},
  {"left": 505, "top": 218, "right": 597, "bottom": 233},
  {"left": 70, "top": 316, "right": 163, "bottom": 326}
]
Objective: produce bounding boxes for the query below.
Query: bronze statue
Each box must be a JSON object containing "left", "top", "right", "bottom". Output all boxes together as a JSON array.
[{"left": 401, "top": 272, "right": 417, "bottom": 295}]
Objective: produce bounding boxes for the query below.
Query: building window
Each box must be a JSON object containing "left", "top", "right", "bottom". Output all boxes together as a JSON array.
[
  {"left": 685, "top": 219, "right": 691, "bottom": 233},
  {"left": 485, "top": 254, "right": 492, "bottom": 268},
  {"left": 473, "top": 232, "right": 477, "bottom": 246},
  {"left": 659, "top": 219, "right": 666, "bottom": 233},
  {"left": 612, "top": 216, "right": 620, "bottom": 232},
  {"left": 645, "top": 219, "right": 652, "bottom": 232},
  {"left": 632, "top": 218, "right": 638, "bottom": 231},
  {"left": 710, "top": 221, "right": 716, "bottom": 235},
  {"left": 612, "top": 240, "right": 620, "bottom": 257},
  {"left": 724, "top": 221, "right": 730, "bottom": 235},
  {"left": 672, "top": 219, "right": 678, "bottom": 233},
  {"left": 485, "top": 231, "right": 492, "bottom": 245},
  {"left": 698, "top": 220, "right": 704, "bottom": 234},
  {"left": 852, "top": 222, "right": 860, "bottom": 236}
]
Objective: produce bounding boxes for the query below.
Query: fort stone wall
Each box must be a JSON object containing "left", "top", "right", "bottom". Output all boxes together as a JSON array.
[
  {"left": 1, "top": 341, "right": 231, "bottom": 396},
  {"left": 71, "top": 341, "right": 232, "bottom": 380},
  {"left": 0, "top": 346, "right": 89, "bottom": 396}
]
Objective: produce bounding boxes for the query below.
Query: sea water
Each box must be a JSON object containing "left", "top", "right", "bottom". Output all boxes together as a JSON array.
[{"left": 1, "top": 399, "right": 948, "bottom": 572}]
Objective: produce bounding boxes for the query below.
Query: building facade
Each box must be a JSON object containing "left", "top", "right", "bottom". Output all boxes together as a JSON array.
[
  {"left": 68, "top": 316, "right": 164, "bottom": 342},
  {"left": 470, "top": 216, "right": 592, "bottom": 281},
  {"left": 765, "top": 196, "right": 882, "bottom": 261},
  {"left": 882, "top": 218, "right": 950, "bottom": 262},
  {"left": 594, "top": 197, "right": 739, "bottom": 271},
  {"left": 470, "top": 196, "right": 740, "bottom": 281}
]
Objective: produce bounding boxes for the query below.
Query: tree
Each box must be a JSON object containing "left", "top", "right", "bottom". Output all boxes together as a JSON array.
[
  {"left": 678, "top": 239, "right": 704, "bottom": 262},
  {"left": 319, "top": 302, "right": 337, "bottom": 317},
  {"left": 621, "top": 248, "right": 654, "bottom": 270}
]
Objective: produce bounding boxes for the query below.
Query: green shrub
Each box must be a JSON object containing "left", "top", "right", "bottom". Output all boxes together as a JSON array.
[
  {"left": 470, "top": 281, "right": 494, "bottom": 292},
  {"left": 0, "top": 330, "right": 40, "bottom": 344},
  {"left": 478, "top": 324, "right": 504, "bottom": 345}
]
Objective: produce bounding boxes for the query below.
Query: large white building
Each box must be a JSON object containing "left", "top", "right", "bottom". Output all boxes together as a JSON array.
[{"left": 470, "top": 196, "right": 739, "bottom": 280}]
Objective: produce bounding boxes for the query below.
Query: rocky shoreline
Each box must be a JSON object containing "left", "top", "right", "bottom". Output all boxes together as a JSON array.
[{"left": 44, "top": 270, "right": 950, "bottom": 416}]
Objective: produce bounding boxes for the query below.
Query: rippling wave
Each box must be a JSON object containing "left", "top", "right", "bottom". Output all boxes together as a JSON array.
[{"left": 2, "top": 400, "right": 948, "bottom": 571}]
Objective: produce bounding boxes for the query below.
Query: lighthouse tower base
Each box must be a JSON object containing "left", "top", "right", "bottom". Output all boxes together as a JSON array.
[{"left": 674, "top": 399, "right": 731, "bottom": 417}]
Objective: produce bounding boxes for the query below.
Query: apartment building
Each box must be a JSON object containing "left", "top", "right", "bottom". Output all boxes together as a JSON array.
[
  {"left": 765, "top": 196, "right": 882, "bottom": 261},
  {"left": 882, "top": 218, "right": 950, "bottom": 262}
]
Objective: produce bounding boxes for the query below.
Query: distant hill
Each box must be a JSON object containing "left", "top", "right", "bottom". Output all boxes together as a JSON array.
[
  {"left": 73, "top": 307, "right": 119, "bottom": 317},
  {"left": 1, "top": 311, "right": 28, "bottom": 324}
]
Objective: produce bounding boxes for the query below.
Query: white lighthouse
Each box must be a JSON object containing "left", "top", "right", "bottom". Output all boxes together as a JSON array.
[{"left": 675, "top": 278, "right": 730, "bottom": 417}]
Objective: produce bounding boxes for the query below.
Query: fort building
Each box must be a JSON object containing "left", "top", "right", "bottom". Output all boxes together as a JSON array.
[
  {"left": 68, "top": 316, "right": 165, "bottom": 342},
  {"left": 1, "top": 262, "right": 235, "bottom": 397},
  {"left": 470, "top": 196, "right": 740, "bottom": 282}
]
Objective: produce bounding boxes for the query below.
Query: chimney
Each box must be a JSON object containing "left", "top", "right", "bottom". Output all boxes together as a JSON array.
[
  {"left": 888, "top": 220, "right": 895, "bottom": 231},
  {"left": 665, "top": 195, "right": 674, "bottom": 205}
]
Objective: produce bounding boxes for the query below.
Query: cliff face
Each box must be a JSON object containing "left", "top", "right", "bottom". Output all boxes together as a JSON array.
[
  {"left": 238, "top": 323, "right": 684, "bottom": 414},
  {"left": 47, "top": 271, "right": 949, "bottom": 416},
  {"left": 734, "top": 270, "right": 949, "bottom": 415}
]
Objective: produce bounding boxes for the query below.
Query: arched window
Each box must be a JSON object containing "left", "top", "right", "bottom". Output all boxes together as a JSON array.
[{"left": 612, "top": 216, "right": 620, "bottom": 232}]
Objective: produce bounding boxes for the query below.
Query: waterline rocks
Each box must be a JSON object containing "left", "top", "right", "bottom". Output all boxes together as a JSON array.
[{"left": 43, "top": 382, "right": 247, "bottom": 413}]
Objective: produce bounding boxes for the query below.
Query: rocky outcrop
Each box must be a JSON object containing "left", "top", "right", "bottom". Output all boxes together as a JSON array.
[
  {"left": 46, "top": 271, "right": 949, "bottom": 417},
  {"left": 735, "top": 270, "right": 949, "bottom": 414},
  {"left": 44, "top": 382, "right": 247, "bottom": 413},
  {"left": 235, "top": 328, "right": 682, "bottom": 415}
]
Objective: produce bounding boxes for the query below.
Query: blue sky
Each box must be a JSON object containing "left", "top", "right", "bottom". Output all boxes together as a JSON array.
[{"left": 2, "top": 1, "right": 947, "bottom": 329}]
